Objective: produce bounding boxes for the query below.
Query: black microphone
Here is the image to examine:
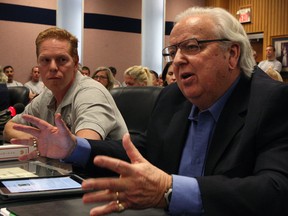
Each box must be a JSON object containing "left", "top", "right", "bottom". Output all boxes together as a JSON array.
[{"left": 0, "top": 103, "right": 25, "bottom": 118}]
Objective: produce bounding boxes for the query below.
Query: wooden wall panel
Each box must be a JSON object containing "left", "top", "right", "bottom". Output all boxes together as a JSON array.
[{"left": 206, "top": 0, "right": 288, "bottom": 59}]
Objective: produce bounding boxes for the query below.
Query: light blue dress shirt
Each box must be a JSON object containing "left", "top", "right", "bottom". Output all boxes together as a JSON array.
[
  {"left": 169, "top": 78, "right": 239, "bottom": 215},
  {"left": 64, "top": 137, "right": 91, "bottom": 167}
]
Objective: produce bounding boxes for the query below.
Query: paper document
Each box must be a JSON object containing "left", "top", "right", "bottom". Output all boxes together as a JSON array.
[{"left": 0, "top": 167, "right": 37, "bottom": 179}]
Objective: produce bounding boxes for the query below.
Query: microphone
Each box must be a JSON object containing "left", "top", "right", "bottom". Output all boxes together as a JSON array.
[
  {"left": 0, "top": 103, "right": 25, "bottom": 118},
  {"left": 0, "top": 103, "right": 25, "bottom": 145}
]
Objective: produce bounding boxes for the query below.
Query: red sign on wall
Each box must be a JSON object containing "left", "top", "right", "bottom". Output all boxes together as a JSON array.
[{"left": 237, "top": 7, "right": 251, "bottom": 24}]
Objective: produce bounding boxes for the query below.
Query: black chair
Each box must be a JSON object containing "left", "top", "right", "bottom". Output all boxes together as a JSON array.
[
  {"left": 0, "top": 83, "right": 9, "bottom": 111},
  {"left": 110, "top": 86, "right": 163, "bottom": 135},
  {"left": 8, "top": 86, "right": 30, "bottom": 106},
  {"left": 1, "top": 86, "right": 30, "bottom": 144}
]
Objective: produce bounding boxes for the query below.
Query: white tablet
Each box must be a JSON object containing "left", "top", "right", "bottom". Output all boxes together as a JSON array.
[{"left": 0, "top": 174, "right": 86, "bottom": 200}]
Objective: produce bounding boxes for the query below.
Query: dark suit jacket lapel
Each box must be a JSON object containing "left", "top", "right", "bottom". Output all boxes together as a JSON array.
[
  {"left": 204, "top": 74, "right": 251, "bottom": 175},
  {"left": 161, "top": 100, "right": 192, "bottom": 174}
]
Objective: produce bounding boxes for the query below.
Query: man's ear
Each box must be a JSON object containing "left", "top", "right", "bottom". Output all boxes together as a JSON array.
[{"left": 228, "top": 43, "right": 240, "bottom": 70}]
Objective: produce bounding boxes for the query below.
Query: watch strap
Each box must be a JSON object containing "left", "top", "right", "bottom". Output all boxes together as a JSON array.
[{"left": 164, "top": 187, "right": 173, "bottom": 207}]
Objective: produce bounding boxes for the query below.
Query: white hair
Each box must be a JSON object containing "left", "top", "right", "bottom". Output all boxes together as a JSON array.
[{"left": 175, "top": 7, "right": 256, "bottom": 77}]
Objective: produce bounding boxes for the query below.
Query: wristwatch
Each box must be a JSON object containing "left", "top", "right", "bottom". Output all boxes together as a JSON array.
[{"left": 164, "top": 187, "right": 173, "bottom": 207}]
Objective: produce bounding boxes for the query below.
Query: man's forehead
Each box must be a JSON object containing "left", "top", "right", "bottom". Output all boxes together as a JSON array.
[
  {"left": 169, "top": 16, "right": 214, "bottom": 43},
  {"left": 39, "top": 39, "right": 70, "bottom": 51}
]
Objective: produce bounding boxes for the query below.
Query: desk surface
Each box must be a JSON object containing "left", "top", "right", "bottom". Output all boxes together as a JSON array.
[
  {"left": 0, "top": 159, "right": 168, "bottom": 215},
  {"left": 5, "top": 197, "right": 168, "bottom": 216}
]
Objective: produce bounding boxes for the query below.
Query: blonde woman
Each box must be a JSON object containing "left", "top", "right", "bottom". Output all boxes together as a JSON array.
[
  {"left": 124, "top": 65, "right": 152, "bottom": 86},
  {"left": 0, "top": 66, "right": 8, "bottom": 83}
]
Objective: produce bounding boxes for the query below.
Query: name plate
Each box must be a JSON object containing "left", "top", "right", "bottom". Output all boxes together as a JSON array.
[{"left": 0, "top": 145, "right": 34, "bottom": 161}]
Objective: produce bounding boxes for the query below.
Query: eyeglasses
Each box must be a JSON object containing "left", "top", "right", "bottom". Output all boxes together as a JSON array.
[
  {"left": 162, "top": 38, "right": 230, "bottom": 62},
  {"left": 94, "top": 75, "right": 108, "bottom": 80}
]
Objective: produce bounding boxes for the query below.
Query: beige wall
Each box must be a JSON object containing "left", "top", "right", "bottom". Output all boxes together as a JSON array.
[
  {"left": 0, "top": 0, "right": 57, "bottom": 9},
  {"left": 164, "top": 0, "right": 205, "bottom": 48},
  {"left": 83, "top": 0, "right": 205, "bottom": 79},
  {"left": 83, "top": 0, "right": 142, "bottom": 79},
  {"left": 166, "top": 0, "right": 204, "bottom": 20},
  {"left": 0, "top": 0, "right": 204, "bottom": 84},
  {"left": 0, "top": 0, "right": 56, "bottom": 83}
]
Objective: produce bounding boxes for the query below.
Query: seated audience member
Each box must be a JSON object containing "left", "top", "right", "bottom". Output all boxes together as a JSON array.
[
  {"left": 265, "top": 66, "right": 283, "bottom": 82},
  {"left": 4, "top": 27, "right": 127, "bottom": 142},
  {"left": 162, "top": 62, "right": 176, "bottom": 86},
  {"left": 0, "top": 66, "right": 8, "bottom": 83},
  {"left": 258, "top": 45, "right": 282, "bottom": 72},
  {"left": 24, "top": 66, "right": 45, "bottom": 100},
  {"left": 0, "top": 83, "right": 9, "bottom": 111},
  {"left": 158, "top": 73, "right": 164, "bottom": 86},
  {"left": 0, "top": 67, "right": 9, "bottom": 110},
  {"left": 124, "top": 65, "right": 152, "bottom": 86},
  {"left": 3, "top": 65, "right": 23, "bottom": 87},
  {"left": 109, "top": 66, "right": 122, "bottom": 88},
  {"left": 81, "top": 66, "right": 90, "bottom": 77},
  {"left": 92, "top": 67, "right": 114, "bottom": 91},
  {"left": 11, "top": 6, "right": 288, "bottom": 216},
  {"left": 150, "top": 70, "right": 160, "bottom": 86}
]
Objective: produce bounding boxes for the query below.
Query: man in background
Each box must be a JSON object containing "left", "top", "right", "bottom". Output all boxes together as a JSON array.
[
  {"left": 258, "top": 45, "right": 282, "bottom": 72},
  {"left": 4, "top": 27, "right": 127, "bottom": 144},
  {"left": 81, "top": 66, "right": 90, "bottom": 77},
  {"left": 24, "top": 66, "right": 45, "bottom": 99},
  {"left": 3, "top": 65, "right": 23, "bottom": 87}
]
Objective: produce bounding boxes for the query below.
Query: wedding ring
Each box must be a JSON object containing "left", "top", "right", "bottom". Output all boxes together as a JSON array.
[
  {"left": 117, "top": 202, "right": 125, "bottom": 212},
  {"left": 115, "top": 192, "right": 125, "bottom": 212},
  {"left": 32, "top": 138, "right": 38, "bottom": 148},
  {"left": 36, "top": 150, "right": 40, "bottom": 157}
]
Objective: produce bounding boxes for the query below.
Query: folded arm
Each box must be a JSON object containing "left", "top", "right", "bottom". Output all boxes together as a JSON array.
[{"left": 3, "top": 120, "right": 33, "bottom": 142}]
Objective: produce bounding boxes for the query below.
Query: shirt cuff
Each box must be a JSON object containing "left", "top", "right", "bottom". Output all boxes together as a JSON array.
[
  {"left": 169, "top": 174, "right": 203, "bottom": 215},
  {"left": 63, "top": 137, "right": 91, "bottom": 167}
]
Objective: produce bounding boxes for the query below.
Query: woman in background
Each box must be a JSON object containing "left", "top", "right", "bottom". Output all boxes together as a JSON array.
[
  {"left": 123, "top": 65, "right": 152, "bottom": 86},
  {"left": 162, "top": 62, "right": 176, "bottom": 86},
  {"left": 92, "top": 67, "right": 115, "bottom": 90}
]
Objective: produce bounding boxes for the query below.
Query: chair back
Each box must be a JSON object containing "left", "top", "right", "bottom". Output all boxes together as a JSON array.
[
  {"left": 110, "top": 86, "right": 163, "bottom": 135},
  {"left": 8, "top": 86, "right": 30, "bottom": 106},
  {"left": 0, "top": 83, "right": 9, "bottom": 111}
]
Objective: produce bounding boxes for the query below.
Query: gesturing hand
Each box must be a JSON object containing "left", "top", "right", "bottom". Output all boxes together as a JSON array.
[
  {"left": 82, "top": 133, "right": 172, "bottom": 216},
  {"left": 10, "top": 113, "right": 77, "bottom": 160}
]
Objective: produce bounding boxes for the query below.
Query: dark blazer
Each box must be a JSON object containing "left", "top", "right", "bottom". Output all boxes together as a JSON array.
[{"left": 82, "top": 68, "right": 288, "bottom": 215}]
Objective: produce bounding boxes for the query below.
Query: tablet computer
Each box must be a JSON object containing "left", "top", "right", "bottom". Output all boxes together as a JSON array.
[{"left": 0, "top": 174, "right": 86, "bottom": 200}]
